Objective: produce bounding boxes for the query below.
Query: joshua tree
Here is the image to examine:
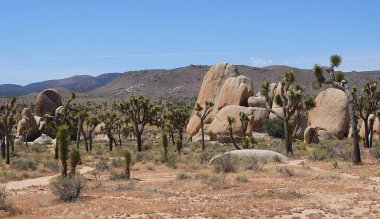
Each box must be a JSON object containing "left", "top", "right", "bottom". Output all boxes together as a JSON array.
[
  {"left": 355, "top": 81, "right": 380, "bottom": 148},
  {"left": 168, "top": 106, "right": 191, "bottom": 148},
  {"left": 57, "top": 125, "right": 70, "bottom": 177},
  {"left": 118, "top": 96, "right": 159, "bottom": 152},
  {"left": 227, "top": 116, "right": 242, "bottom": 150},
  {"left": 44, "top": 92, "right": 76, "bottom": 160},
  {"left": 176, "top": 139, "right": 182, "bottom": 155},
  {"left": 0, "top": 97, "right": 17, "bottom": 164},
  {"left": 124, "top": 149, "right": 131, "bottom": 179},
  {"left": 99, "top": 112, "right": 117, "bottom": 151},
  {"left": 162, "top": 132, "right": 169, "bottom": 162},
  {"left": 86, "top": 115, "right": 101, "bottom": 151},
  {"left": 195, "top": 101, "right": 214, "bottom": 151},
  {"left": 75, "top": 106, "right": 89, "bottom": 150},
  {"left": 69, "top": 148, "right": 81, "bottom": 177},
  {"left": 261, "top": 71, "right": 315, "bottom": 156},
  {"left": 312, "top": 55, "right": 361, "bottom": 164},
  {"left": 114, "top": 117, "right": 125, "bottom": 146},
  {"left": 239, "top": 112, "right": 250, "bottom": 139}
]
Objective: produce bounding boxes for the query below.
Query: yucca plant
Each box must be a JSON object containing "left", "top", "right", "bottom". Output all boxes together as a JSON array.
[
  {"left": 57, "top": 125, "right": 70, "bottom": 177},
  {"left": 124, "top": 149, "right": 131, "bottom": 179},
  {"left": 69, "top": 148, "right": 81, "bottom": 177}
]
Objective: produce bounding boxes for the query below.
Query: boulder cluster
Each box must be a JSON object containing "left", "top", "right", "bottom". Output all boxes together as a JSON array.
[
  {"left": 16, "top": 89, "right": 63, "bottom": 142},
  {"left": 187, "top": 62, "right": 352, "bottom": 144}
]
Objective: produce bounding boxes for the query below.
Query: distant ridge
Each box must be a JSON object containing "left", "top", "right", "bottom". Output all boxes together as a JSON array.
[{"left": 0, "top": 73, "right": 122, "bottom": 97}]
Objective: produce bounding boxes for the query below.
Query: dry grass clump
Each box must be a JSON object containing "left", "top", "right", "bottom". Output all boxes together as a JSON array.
[
  {"left": 0, "top": 186, "right": 13, "bottom": 211},
  {"left": 213, "top": 154, "right": 237, "bottom": 173},
  {"left": 50, "top": 176, "right": 85, "bottom": 202},
  {"left": 176, "top": 172, "right": 192, "bottom": 180}
]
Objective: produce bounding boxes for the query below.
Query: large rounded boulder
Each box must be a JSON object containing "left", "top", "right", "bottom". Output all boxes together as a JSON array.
[
  {"left": 248, "top": 96, "right": 267, "bottom": 108},
  {"left": 208, "top": 105, "right": 268, "bottom": 141},
  {"left": 217, "top": 76, "right": 254, "bottom": 110},
  {"left": 35, "top": 89, "right": 63, "bottom": 117},
  {"left": 308, "top": 88, "right": 349, "bottom": 139},
  {"left": 359, "top": 115, "right": 380, "bottom": 140},
  {"left": 186, "top": 62, "right": 239, "bottom": 138},
  {"left": 17, "top": 108, "right": 40, "bottom": 141}
]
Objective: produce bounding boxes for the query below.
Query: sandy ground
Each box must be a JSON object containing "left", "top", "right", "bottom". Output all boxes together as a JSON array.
[{"left": 0, "top": 153, "right": 379, "bottom": 219}]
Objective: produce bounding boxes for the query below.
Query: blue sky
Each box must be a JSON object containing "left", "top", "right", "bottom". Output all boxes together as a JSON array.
[{"left": 1, "top": 0, "right": 379, "bottom": 85}]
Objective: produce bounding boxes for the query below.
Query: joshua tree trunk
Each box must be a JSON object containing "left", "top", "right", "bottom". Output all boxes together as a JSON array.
[
  {"left": 363, "top": 118, "right": 370, "bottom": 148},
  {"left": 228, "top": 128, "right": 242, "bottom": 150},
  {"left": 118, "top": 132, "right": 122, "bottom": 146},
  {"left": 54, "top": 144, "right": 59, "bottom": 160},
  {"left": 284, "top": 119, "right": 293, "bottom": 156},
  {"left": 6, "top": 133, "right": 10, "bottom": 164},
  {"left": 89, "top": 130, "right": 93, "bottom": 151},
  {"left": 178, "top": 129, "right": 183, "bottom": 148},
  {"left": 76, "top": 122, "right": 81, "bottom": 149},
  {"left": 200, "top": 120, "right": 205, "bottom": 151},
  {"left": 1, "top": 137, "right": 5, "bottom": 159},
  {"left": 346, "top": 90, "right": 361, "bottom": 164},
  {"left": 108, "top": 130, "right": 113, "bottom": 151},
  {"left": 136, "top": 131, "right": 142, "bottom": 152}
]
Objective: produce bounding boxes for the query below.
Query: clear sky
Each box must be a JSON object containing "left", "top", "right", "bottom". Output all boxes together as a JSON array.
[{"left": 1, "top": 0, "right": 379, "bottom": 85}]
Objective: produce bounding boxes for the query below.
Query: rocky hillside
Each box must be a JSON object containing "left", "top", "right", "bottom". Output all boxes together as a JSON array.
[
  {"left": 0, "top": 73, "right": 121, "bottom": 97},
  {"left": 1, "top": 64, "right": 379, "bottom": 102},
  {"left": 89, "top": 65, "right": 380, "bottom": 99}
]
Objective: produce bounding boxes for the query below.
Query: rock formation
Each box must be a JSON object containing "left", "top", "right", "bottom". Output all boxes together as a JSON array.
[
  {"left": 308, "top": 88, "right": 349, "bottom": 139},
  {"left": 186, "top": 62, "right": 239, "bottom": 138},
  {"left": 35, "top": 89, "right": 63, "bottom": 117},
  {"left": 217, "top": 75, "right": 254, "bottom": 110}
]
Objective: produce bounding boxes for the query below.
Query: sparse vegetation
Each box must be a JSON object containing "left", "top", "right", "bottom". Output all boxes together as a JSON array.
[{"left": 50, "top": 176, "right": 85, "bottom": 202}]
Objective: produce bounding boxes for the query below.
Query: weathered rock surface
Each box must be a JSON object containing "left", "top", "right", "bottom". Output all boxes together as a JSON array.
[
  {"left": 16, "top": 108, "right": 40, "bottom": 141},
  {"left": 33, "top": 134, "right": 53, "bottom": 145},
  {"left": 35, "top": 89, "right": 63, "bottom": 117},
  {"left": 308, "top": 88, "right": 349, "bottom": 139},
  {"left": 248, "top": 96, "right": 267, "bottom": 108},
  {"left": 317, "top": 129, "right": 335, "bottom": 140},
  {"left": 208, "top": 106, "right": 257, "bottom": 141},
  {"left": 209, "top": 149, "right": 288, "bottom": 164},
  {"left": 217, "top": 75, "right": 254, "bottom": 110},
  {"left": 186, "top": 62, "right": 239, "bottom": 138},
  {"left": 304, "top": 126, "right": 319, "bottom": 144}
]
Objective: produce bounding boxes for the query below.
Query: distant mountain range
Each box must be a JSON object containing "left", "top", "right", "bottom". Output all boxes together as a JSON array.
[
  {"left": 0, "top": 73, "right": 122, "bottom": 97},
  {"left": 1, "top": 65, "right": 379, "bottom": 102}
]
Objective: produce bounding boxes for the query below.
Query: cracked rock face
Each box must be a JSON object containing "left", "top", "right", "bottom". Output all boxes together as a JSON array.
[{"left": 186, "top": 62, "right": 240, "bottom": 139}]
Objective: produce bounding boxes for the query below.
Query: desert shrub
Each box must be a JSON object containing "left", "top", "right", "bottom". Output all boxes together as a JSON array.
[
  {"left": 263, "top": 118, "right": 293, "bottom": 139},
  {"left": 308, "top": 146, "right": 333, "bottom": 161},
  {"left": 176, "top": 172, "right": 192, "bottom": 180},
  {"left": 201, "top": 175, "right": 225, "bottom": 186},
  {"left": 145, "top": 163, "right": 155, "bottom": 170},
  {"left": 166, "top": 153, "right": 178, "bottom": 169},
  {"left": 331, "top": 159, "right": 339, "bottom": 169},
  {"left": 276, "top": 166, "right": 294, "bottom": 177},
  {"left": 109, "top": 171, "right": 128, "bottom": 180},
  {"left": 145, "top": 187, "right": 168, "bottom": 196},
  {"left": 243, "top": 157, "right": 261, "bottom": 171},
  {"left": 265, "top": 188, "right": 302, "bottom": 199},
  {"left": 110, "top": 157, "right": 124, "bottom": 168},
  {"left": 50, "top": 176, "right": 85, "bottom": 202},
  {"left": 115, "top": 182, "right": 135, "bottom": 191},
  {"left": 44, "top": 160, "right": 60, "bottom": 172},
  {"left": 135, "top": 151, "right": 156, "bottom": 163},
  {"left": 0, "top": 186, "right": 13, "bottom": 211},
  {"left": 213, "top": 154, "right": 236, "bottom": 173},
  {"left": 235, "top": 175, "right": 249, "bottom": 183},
  {"left": 11, "top": 157, "right": 38, "bottom": 171},
  {"left": 95, "top": 159, "right": 110, "bottom": 170},
  {"left": 370, "top": 147, "right": 380, "bottom": 159},
  {"left": 313, "top": 173, "right": 341, "bottom": 181},
  {"left": 195, "top": 173, "right": 211, "bottom": 181}
]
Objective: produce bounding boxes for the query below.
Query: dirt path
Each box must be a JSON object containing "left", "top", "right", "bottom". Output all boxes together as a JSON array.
[{"left": 1, "top": 166, "right": 94, "bottom": 191}]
